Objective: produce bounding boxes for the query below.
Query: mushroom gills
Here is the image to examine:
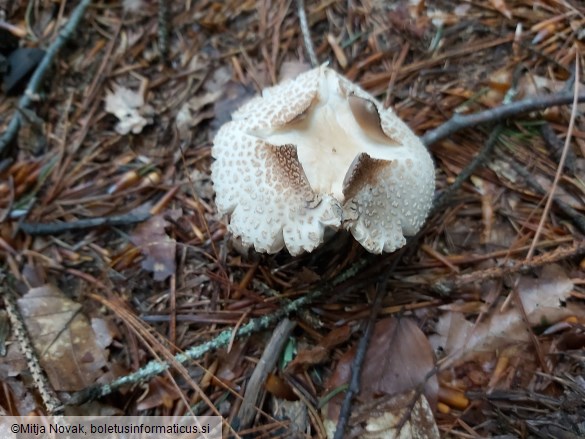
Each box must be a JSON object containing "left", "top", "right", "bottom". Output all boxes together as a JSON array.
[
  {"left": 342, "top": 152, "right": 390, "bottom": 200},
  {"left": 248, "top": 70, "right": 402, "bottom": 200},
  {"left": 347, "top": 94, "right": 400, "bottom": 146}
]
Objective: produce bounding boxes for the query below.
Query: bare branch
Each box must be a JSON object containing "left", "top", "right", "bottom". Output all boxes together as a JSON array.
[
  {"left": 421, "top": 91, "right": 585, "bottom": 146},
  {"left": 68, "top": 258, "right": 368, "bottom": 405},
  {"left": 0, "top": 0, "right": 93, "bottom": 156},
  {"left": 297, "top": 0, "right": 318, "bottom": 67},
  {"left": 0, "top": 273, "right": 63, "bottom": 414},
  {"left": 19, "top": 210, "right": 151, "bottom": 235}
]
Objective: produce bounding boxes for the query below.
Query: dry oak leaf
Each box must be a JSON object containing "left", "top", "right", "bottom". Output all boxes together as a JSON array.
[
  {"left": 430, "top": 264, "right": 579, "bottom": 364},
  {"left": 323, "top": 390, "right": 440, "bottom": 439},
  {"left": 8, "top": 285, "right": 110, "bottom": 391},
  {"left": 175, "top": 90, "right": 222, "bottom": 141},
  {"left": 287, "top": 324, "right": 352, "bottom": 372},
  {"left": 324, "top": 318, "right": 438, "bottom": 423},
  {"left": 136, "top": 376, "right": 182, "bottom": 411},
  {"left": 130, "top": 211, "right": 180, "bottom": 281},
  {"left": 104, "top": 84, "right": 154, "bottom": 135}
]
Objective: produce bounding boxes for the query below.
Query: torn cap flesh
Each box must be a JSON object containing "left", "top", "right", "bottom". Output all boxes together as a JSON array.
[{"left": 211, "top": 65, "right": 435, "bottom": 255}]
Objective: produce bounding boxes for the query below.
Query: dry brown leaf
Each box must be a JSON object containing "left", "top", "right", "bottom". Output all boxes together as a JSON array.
[
  {"left": 325, "top": 318, "right": 438, "bottom": 422},
  {"left": 216, "top": 341, "right": 248, "bottom": 383},
  {"left": 136, "top": 376, "right": 181, "bottom": 411},
  {"left": 271, "top": 399, "right": 308, "bottom": 437},
  {"left": 287, "top": 324, "right": 352, "bottom": 372},
  {"left": 431, "top": 264, "right": 580, "bottom": 363},
  {"left": 131, "top": 211, "right": 180, "bottom": 281},
  {"left": 104, "top": 84, "right": 154, "bottom": 135},
  {"left": 323, "top": 391, "right": 440, "bottom": 439},
  {"left": 264, "top": 373, "right": 297, "bottom": 401},
  {"left": 6, "top": 285, "right": 110, "bottom": 391},
  {"left": 176, "top": 90, "right": 222, "bottom": 141}
]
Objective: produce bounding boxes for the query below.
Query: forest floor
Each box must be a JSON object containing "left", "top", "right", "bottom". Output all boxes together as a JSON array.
[{"left": 1, "top": 0, "right": 585, "bottom": 438}]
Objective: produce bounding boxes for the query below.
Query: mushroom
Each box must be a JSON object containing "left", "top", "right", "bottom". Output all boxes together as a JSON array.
[{"left": 211, "top": 65, "right": 434, "bottom": 255}]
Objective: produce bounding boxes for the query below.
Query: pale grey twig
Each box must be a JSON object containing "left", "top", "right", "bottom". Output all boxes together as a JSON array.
[
  {"left": 69, "top": 258, "right": 367, "bottom": 404},
  {"left": 421, "top": 91, "right": 585, "bottom": 146},
  {"left": 297, "top": 0, "right": 318, "bottom": 67},
  {"left": 235, "top": 318, "right": 296, "bottom": 430},
  {"left": 0, "top": 272, "right": 64, "bottom": 414}
]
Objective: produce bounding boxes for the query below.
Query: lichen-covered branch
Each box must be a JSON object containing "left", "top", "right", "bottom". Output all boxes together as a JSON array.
[
  {"left": 69, "top": 258, "right": 367, "bottom": 404},
  {"left": 0, "top": 271, "right": 63, "bottom": 414}
]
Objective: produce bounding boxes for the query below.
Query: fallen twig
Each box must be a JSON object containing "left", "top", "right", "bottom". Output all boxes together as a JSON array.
[
  {"left": 540, "top": 124, "right": 576, "bottom": 175},
  {"left": 495, "top": 150, "right": 585, "bottom": 235},
  {"left": 432, "top": 242, "right": 585, "bottom": 295},
  {"left": 332, "top": 243, "right": 414, "bottom": 438},
  {"left": 297, "top": 0, "right": 318, "bottom": 67},
  {"left": 158, "top": 0, "right": 170, "bottom": 62},
  {"left": 68, "top": 258, "right": 368, "bottom": 404},
  {"left": 333, "top": 283, "right": 386, "bottom": 439},
  {"left": 432, "top": 124, "right": 504, "bottom": 214},
  {"left": 526, "top": 62, "right": 580, "bottom": 261},
  {"left": 235, "top": 318, "right": 296, "bottom": 430},
  {"left": 428, "top": 75, "right": 585, "bottom": 236},
  {"left": 421, "top": 91, "right": 585, "bottom": 147},
  {"left": 0, "top": 270, "right": 63, "bottom": 414},
  {"left": 0, "top": 0, "right": 93, "bottom": 157},
  {"left": 19, "top": 210, "right": 151, "bottom": 235}
]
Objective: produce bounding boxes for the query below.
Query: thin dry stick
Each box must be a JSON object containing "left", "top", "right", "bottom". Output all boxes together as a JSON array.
[
  {"left": 432, "top": 242, "right": 585, "bottom": 295},
  {"left": 497, "top": 150, "right": 585, "bottom": 234},
  {"left": 69, "top": 258, "right": 368, "bottom": 404},
  {"left": 421, "top": 90, "right": 585, "bottom": 146},
  {"left": 18, "top": 210, "right": 152, "bottom": 235},
  {"left": 428, "top": 78, "right": 585, "bottom": 234},
  {"left": 0, "top": 0, "right": 93, "bottom": 156},
  {"left": 332, "top": 247, "right": 408, "bottom": 439},
  {"left": 0, "top": 272, "right": 63, "bottom": 414},
  {"left": 297, "top": 0, "right": 318, "bottom": 67},
  {"left": 540, "top": 123, "right": 576, "bottom": 174},
  {"left": 333, "top": 285, "right": 385, "bottom": 439},
  {"left": 158, "top": 0, "right": 170, "bottom": 62},
  {"left": 526, "top": 59, "right": 579, "bottom": 261},
  {"left": 509, "top": 56, "right": 580, "bottom": 373},
  {"left": 235, "top": 318, "right": 296, "bottom": 430},
  {"left": 432, "top": 125, "right": 504, "bottom": 213}
]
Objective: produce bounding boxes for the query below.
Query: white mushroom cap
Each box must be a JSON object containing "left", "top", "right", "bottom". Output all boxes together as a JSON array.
[{"left": 211, "top": 65, "right": 434, "bottom": 255}]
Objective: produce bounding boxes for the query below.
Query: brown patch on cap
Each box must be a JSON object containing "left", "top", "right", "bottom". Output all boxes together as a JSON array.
[
  {"left": 265, "top": 143, "right": 314, "bottom": 197},
  {"left": 348, "top": 95, "right": 400, "bottom": 146},
  {"left": 342, "top": 152, "right": 391, "bottom": 200}
]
